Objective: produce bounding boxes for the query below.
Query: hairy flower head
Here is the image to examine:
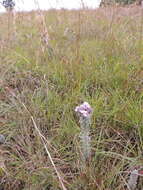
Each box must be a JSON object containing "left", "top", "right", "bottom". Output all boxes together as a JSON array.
[{"left": 75, "top": 102, "right": 92, "bottom": 118}]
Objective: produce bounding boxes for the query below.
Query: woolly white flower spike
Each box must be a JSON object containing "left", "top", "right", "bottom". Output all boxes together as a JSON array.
[
  {"left": 128, "top": 169, "right": 139, "bottom": 190},
  {"left": 75, "top": 102, "right": 93, "bottom": 167}
]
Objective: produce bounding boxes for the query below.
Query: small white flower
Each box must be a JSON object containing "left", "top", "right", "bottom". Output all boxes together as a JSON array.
[
  {"left": 75, "top": 102, "right": 92, "bottom": 118},
  {"left": 128, "top": 169, "right": 139, "bottom": 190}
]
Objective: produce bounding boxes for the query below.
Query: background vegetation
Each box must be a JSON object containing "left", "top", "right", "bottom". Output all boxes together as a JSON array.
[
  {"left": 100, "top": 0, "right": 141, "bottom": 6},
  {"left": 0, "top": 5, "right": 143, "bottom": 190}
]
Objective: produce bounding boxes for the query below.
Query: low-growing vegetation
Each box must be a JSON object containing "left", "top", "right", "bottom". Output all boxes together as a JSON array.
[{"left": 0, "top": 5, "right": 143, "bottom": 190}]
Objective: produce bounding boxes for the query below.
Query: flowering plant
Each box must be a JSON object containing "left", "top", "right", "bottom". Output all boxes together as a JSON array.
[
  {"left": 75, "top": 102, "right": 92, "bottom": 118},
  {"left": 75, "top": 102, "right": 93, "bottom": 164}
]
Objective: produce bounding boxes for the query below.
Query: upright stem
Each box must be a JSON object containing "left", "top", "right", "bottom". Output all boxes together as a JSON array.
[{"left": 79, "top": 116, "right": 91, "bottom": 164}]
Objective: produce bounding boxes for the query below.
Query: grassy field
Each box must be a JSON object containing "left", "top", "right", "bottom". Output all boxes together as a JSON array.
[{"left": 0, "top": 5, "right": 143, "bottom": 190}]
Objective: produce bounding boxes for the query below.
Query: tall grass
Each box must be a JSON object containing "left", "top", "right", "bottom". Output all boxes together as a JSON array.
[{"left": 0, "top": 5, "right": 143, "bottom": 190}]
